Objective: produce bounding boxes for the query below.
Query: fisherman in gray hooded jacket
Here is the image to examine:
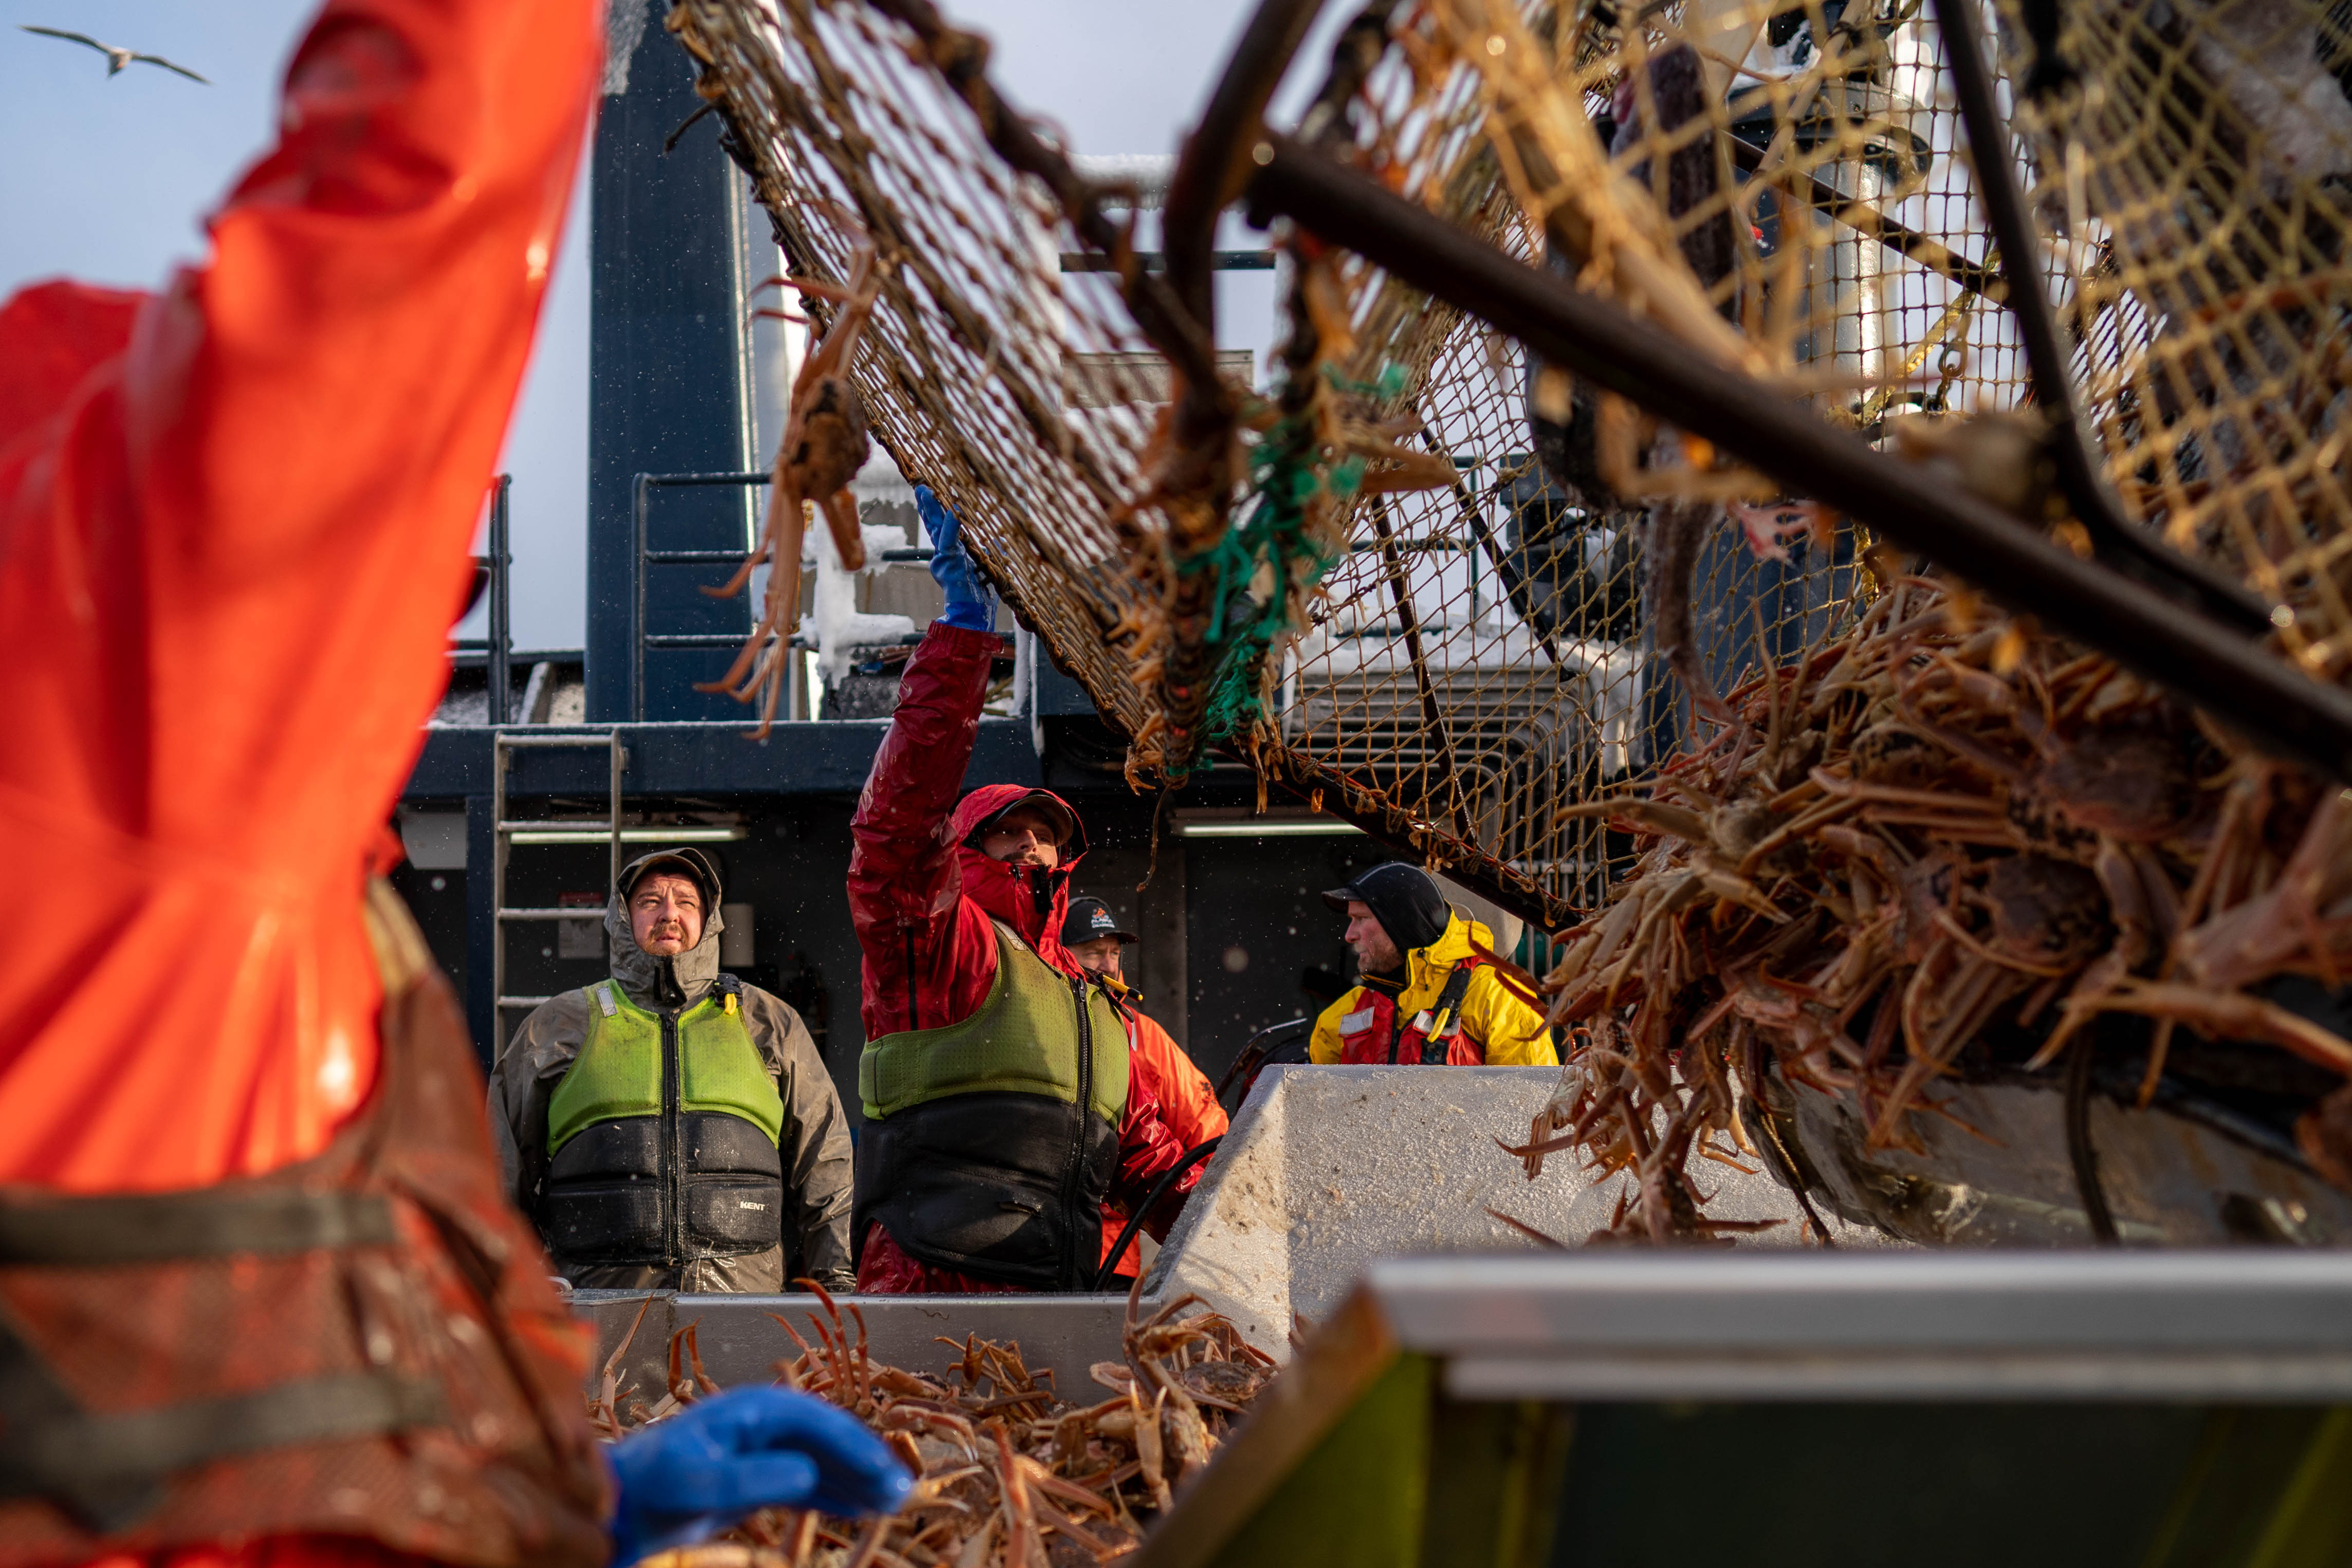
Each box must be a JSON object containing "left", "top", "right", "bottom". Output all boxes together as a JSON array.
[{"left": 488, "top": 847, "right": 856, "bottom": 1292}]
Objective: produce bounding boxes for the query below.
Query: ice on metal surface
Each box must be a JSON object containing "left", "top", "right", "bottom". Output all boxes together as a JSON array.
[{"left": 805, "top": 519, "right": 917, "bottom": 685}]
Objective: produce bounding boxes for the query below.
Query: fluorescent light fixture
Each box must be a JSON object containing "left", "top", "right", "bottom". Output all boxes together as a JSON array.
[
  {"left": 508, "top": 825, "right": 747, "bottom": 845},
  {"left": 1177, "top": 820, "right": 1363, "bottom": 838}
]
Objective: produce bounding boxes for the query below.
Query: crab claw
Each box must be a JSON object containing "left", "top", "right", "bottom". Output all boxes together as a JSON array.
[{"left": 1729, "top": 500, "right": 1821, "bottom": 563}]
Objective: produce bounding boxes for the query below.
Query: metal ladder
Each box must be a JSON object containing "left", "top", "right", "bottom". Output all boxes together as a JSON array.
[{"left": 491, "top": 730, "right": 628, "bottom": 1055}]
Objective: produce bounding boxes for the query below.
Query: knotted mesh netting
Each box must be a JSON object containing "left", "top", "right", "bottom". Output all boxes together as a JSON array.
[
  {"left": 1991, "top": 0, "right": 2352, "bottom": 661},
  {"left": 663, "top": 0, "right": 2348, "bottom": 931}
]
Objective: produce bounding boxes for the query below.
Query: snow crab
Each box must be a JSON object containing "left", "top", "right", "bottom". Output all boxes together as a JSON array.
[
  {"left": 701, "top": 209, "right": 883, "bottom": 735},
  {"left": 608, "top": 1279, "right": 1277, "bottom": 1568},
  {"left": 1505, "top": 576, "right": 2352, "bottom": 1240}
]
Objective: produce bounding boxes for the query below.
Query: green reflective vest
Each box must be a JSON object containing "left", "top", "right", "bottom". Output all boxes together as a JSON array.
[
  {"left": 853, "top": 922, "right": 1133, "bottom": 1289},
  {"left": 547, "top": 980, "right": 784, "bottom": 1154},
  {"left": 859, "top": 923, "right": 1128, "bottom": 1123}
]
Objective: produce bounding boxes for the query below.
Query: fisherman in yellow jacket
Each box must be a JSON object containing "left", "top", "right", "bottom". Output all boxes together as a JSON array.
[{"left": 1309, "top": 862, "right": 1558, "bottom": 1066}]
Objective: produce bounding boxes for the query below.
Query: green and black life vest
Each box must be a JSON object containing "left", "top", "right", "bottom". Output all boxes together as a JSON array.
[
  {"left": 854, "top": 922, "right": 1130, "bottom": 1290},
  {"left": 540, "top": 973, "right": 787, "bottom": 1265}
]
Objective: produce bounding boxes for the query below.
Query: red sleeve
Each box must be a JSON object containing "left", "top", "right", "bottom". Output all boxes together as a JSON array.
[
  {"left": 1110, "top": 1039, "right": 1208, "bottom": 1242},
  {"left": 0, "top": 0, "right": 600, "bottom": 1192},
  {"left": 76, "top": 1530, "right": 434, "bottom": 1568},
  {"left": 848, "top": 622, "right": 1005, "bottom": 1040}
]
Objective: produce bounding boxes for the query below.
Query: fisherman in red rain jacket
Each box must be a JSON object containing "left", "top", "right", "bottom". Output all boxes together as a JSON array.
[{"left": 848, "top": 489, "right": 1201, "bottom": 1294}]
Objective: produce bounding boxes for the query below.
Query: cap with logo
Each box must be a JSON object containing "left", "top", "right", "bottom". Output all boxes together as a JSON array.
[{"left": 1059, "top": 895, "right": 1136, "bottom": 948}]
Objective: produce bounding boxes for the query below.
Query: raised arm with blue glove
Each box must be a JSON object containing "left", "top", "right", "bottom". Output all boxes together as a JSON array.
[
  {"left": 915, "top": 484, "right": 996, "bottom": 632},
  {"left": 607, "top": 1385, "right": 911, "bottom": 1565}
]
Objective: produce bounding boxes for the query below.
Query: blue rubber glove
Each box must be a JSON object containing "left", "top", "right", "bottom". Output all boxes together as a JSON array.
[
  {"left": 607, "top": 1386, "right": 911, "bottom": 1565},
  {"left": 915, "top": 484, "right": 995, "bottom": 632}
]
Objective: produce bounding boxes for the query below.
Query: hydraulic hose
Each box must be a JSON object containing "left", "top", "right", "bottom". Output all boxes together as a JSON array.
[{"left": 1091, "top": 1137, "right": 1223, "bottom": 1292}]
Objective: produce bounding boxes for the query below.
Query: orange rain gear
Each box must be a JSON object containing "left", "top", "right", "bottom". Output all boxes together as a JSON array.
[
  {"left": 0, "top": 0, "right": 600, "bottom": 1189},
  {"left": 1099, "top": 1003, "right": 1226, "bottom": 1279},
  {"left": 0, "top": 0, "right": 602, "bottom": 1563}
]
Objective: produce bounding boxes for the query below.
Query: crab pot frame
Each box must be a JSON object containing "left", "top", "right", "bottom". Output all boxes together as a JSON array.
[
  {"left": 1156, "top": 0, "right": 2352, "bottom": 934},
  {"left": 663, "top": 0, "right": 2352, "bottom": 941},
  {"left": 1236, "top": 130, "right": 2352, "bottom": 784}
]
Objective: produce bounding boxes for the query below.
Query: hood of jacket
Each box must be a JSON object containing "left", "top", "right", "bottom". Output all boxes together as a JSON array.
[
  {"left": 1396, "top": 910, "right": 1492, "bottom": 994},
  {"left": 604, "top": 848, "right": 729, "bottom": 1007},
  {"left": 950, "top": 783, "right": 1085, "bottom": 961}
]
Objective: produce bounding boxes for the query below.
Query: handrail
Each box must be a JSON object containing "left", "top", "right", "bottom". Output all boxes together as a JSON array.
[
  {"left": 450, "top": 474, "right": 513, "bottom": 724},
  {"left": 631, "top": 470, "right": 769, "bottom": 723},
  {"left": 632, "top": 469, "right": 946, "bottom": 718}
]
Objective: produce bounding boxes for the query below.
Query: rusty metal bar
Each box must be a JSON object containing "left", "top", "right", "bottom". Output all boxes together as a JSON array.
[
  {"left": 1148, "top": 0, "right": 1331, "bottom": 776},
  {"left": 1243, "top": 134, "right": 2352, "bottom": 784},
  {"left": 1162, "top": 0, "right": 1330, "bottom": 326}
]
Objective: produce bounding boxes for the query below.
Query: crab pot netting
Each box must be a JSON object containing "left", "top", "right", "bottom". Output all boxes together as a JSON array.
[
  {"left": 666, "top": 0, "right": 1177, "bottom": 740},
  {"left": 1989, "top": 0, "right": 2352, "bottom": 669},
  {"left": 667, "top": 0, "right": 2352, "bottom": 935},
  {"left": 1236, "top": 0, "right": 2352, "bottom": 930},
  {"left": 1243, "top": 0, "right": 2034, "bottom": 930}
]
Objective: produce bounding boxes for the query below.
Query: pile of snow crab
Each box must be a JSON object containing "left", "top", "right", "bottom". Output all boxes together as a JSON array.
[
  {"left": 1505, "top": 572, "right": 2352, "bottom": 1240},
  {"left": 601, "top": 1282, "right": 1276, "bottom": 1568}
]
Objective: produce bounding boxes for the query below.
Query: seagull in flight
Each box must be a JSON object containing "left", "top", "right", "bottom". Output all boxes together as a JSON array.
[{"left": 20, "top": 26, "right": 210, "bottom": 83}]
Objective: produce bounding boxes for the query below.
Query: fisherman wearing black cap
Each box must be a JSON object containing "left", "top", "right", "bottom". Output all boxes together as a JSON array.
[
  {"left": 1061, "top": 896, "right": 1228, "bottom": 1281},
  {"left": 488, "top": 846, "right": 856, "bottom": 1293},
  {"left": 1310, "top": 862, "right": 1557, "bottom": 1067}
]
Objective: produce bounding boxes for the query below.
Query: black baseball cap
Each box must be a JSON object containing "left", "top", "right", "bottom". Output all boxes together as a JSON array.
[
  {"left": 1061, "top": 896, "right": 1136, "bottom": 947},
  {"left": 1321, "top": 861, "right": 1451, "bottom": 953}
]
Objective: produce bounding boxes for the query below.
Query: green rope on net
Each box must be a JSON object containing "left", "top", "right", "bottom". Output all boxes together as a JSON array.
[
  {"left": 1322, "top": 361, "right": 1412, "bottom": 403},
  {"left": 1174, "top": 389, "right": 1373, "bottom": 773}
]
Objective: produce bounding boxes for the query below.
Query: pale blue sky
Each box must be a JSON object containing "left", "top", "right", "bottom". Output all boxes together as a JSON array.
[{"left": 1, "top": 0, "right": 1305, "bottom": 648}]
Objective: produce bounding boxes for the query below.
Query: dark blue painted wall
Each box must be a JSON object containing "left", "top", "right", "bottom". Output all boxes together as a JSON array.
[{"left": 587, "top": 0, "right": 758, "bottom": 723}]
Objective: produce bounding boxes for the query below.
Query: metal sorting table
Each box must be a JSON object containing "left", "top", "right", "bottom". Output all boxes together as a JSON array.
[
  {"left": 573, "top": 1289, "right": 1138, "bottom": 1400},
  {"left": 1132, "top": 1251, "right": 2352, "bottom": 1568},
  {"left": 571, "top": 1065, "right": 1842, "bottom": 1400},
  {"left": 568, "top": 1072, "right": 2352, "bottom": 1566},
  {"left": 1144, "top": 1066, "right": 1869, "bottom": 1355}
]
